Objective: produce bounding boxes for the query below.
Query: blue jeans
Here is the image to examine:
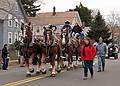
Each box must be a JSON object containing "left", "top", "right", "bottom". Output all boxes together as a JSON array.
[
  {"left": 98, "top": 55, "right": 105, "bottom": 71},
  {"left": 2, "top": 58, "right": 9, "bottom": 70}
]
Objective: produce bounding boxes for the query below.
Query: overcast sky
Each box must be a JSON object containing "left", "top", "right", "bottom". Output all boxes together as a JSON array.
[{"left": 39, "top": 0, "right": 120, "bottom": 16}]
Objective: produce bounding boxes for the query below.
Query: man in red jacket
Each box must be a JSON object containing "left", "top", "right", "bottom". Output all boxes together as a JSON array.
[{"left": 80, "top": 37, "right": 96, "bottom": 80}]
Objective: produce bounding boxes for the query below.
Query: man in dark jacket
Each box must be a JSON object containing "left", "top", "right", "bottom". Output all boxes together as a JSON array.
[
  {"left": 2, "top": 44, "right": 9, "bottom": 70},
  {"left": 72, "top": 23, "right": 83, "bottom": 38}
]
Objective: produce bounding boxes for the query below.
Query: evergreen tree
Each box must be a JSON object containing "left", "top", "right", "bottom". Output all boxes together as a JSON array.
[
  {"left": 21, "top": 0, "right": 40, "bottom": 17},
  {"left": 74, "top": 2, "right": 92, "bottom": 27},
  {"left": 87, "top": 11, "right": 111, "bottom": 44}
]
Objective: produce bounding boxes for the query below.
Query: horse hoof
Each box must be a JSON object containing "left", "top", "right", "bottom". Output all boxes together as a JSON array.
[
  {"left": 36, "top": 71, "right": 40, "bottom": 75},
  {"left": 50, "top": 74, "right": 56, "bottom": 77},
  {"left": 20, "top": 65, "right": 25, "bottom": 67},
  {"left": 74, "top": 65, "right": 78, "bottom": 69},
  {"left": 26, "top": 74, "right": 31, "bottom": 77},
  {"left": 57, "top": 69, "right": 61, "bottom": 73},
  {"left": 74, "top": 65, "right": 77, "bottom": 69},
  {"left": 70, "top": 67, "right": 74, "bottom": 70},
  {"left": 42, "top": 70, "right": 47, "bottom": 74},
  {"left": 67, "top": 68, "right": 70, "bottom": 71},
  {"left": 49, "top": 68, "right": 52, "bottom": 71},
  {"left": 63, "top": 65, "right": 67, "bottom": 69},
  {"left": 30, "top": 68, "right": 34, "bottom": 73}
]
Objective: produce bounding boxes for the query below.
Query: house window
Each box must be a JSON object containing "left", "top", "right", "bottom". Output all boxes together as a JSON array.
[
  {"left": 8, "top": 14, "right": 12, "bottom": 27},
  {"left": 8, "top": 32, "right": 12, "bottom": 44},
  {"left": 14, "top": 18, "right": 19, "bottom": 27},
  {"left": 37, "top": 29, "right": 40, "bottom": 33},
  {"left": 14, "top": 33, "right": 18, "bottom": 42},
  {"left": 8, "top": 20, "right": 12, "bottom": 27}
]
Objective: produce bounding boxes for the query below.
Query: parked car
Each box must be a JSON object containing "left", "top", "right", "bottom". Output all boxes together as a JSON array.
[{"left": 108, "top": 44, "right": 118, "bottom": 59}]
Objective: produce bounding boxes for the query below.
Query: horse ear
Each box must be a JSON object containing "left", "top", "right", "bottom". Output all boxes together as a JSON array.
[{"left": 43, "top": 27, "right": 46, "bottom": 30}]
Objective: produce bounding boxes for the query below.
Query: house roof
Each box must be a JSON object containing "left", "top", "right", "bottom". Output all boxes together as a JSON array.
[{"left": 29, "top": 11, "right": 80, "bottom": 26}]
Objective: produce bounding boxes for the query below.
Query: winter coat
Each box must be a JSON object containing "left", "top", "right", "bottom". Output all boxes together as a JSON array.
[
  {"left": 2, "top": 47, "right": 8, "bottom": 58},
  {"left": 96, "top": 43, "right": 108, "bottom": 56},
  {"left": 80, "top": 44, "right": 96, "bottom": 61},
  {"left": 72, "top": 25, "right": 82, "bottom": 33}
]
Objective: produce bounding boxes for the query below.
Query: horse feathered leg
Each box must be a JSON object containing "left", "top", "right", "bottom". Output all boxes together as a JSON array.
[
  {"left": 29, "top": 58, "right": 34, "bottom": 73},
  {"left": 51, "top": 66, "right": 56, "bottom": 77},
  {"left": 67, "top": 46, "right": 74, "bottom": 71},
  {"left": 57, "top": 61, "right": 61, "bottom": 73},
  {"left": 36, "top": 61, "right": 41, "bottom": 74},
  {"left": 26, "top": 57, "right": 34, "bottom": 76},
  {"left": 50, "top": 54, "right": 56, "bottom": 77},
  {"left": 56, "top": 51, "right": 62, "bottom": 73},
  {"left": 25, "top": 58, "right": 32, "bottom": 77},
  {"left": 36, "top": 54, "right": 42, "bottom": 74},
  {"left": 40, "top": 54, "right": 47, "bottom": 74}
]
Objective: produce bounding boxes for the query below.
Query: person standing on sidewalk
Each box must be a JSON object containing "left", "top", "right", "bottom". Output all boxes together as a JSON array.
[
  {"left": 2, "top": 44, "right": 9, "bottom": 70},
  {"left": 96, "top": 37, "right": 108, "bottom": 72},
  {"left": 0, "top": 57, "right": 2, "bottom": 70},
  {"left": 80, "top": 37, "right": 96, "bottom": 80}
]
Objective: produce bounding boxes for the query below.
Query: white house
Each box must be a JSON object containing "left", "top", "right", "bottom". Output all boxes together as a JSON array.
[
  {"left": 0, "top": 0, "right": 26, "bottom": 50},
  {"left": 29, "top": 7, "right": 82, "bottom": 38}
]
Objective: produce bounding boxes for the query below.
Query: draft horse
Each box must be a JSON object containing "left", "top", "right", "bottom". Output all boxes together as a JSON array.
[
  {"left": 20, "top": 23, "right": 43, "bottom": 76},
  {"left": 61, "top": 28, "right": 74, "bottom": 70},
  {"left": 40, "top": 25, "right": 62, "bottom": 77}
]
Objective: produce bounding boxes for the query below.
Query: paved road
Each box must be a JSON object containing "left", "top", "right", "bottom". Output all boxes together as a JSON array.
[{"left": 0, "top": 58, "right": 120, "bottom": 86}]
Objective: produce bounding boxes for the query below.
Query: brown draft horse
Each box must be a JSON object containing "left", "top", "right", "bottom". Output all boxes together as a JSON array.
[
  {"left": 40, "top": 26, "right": 62, "bottom": 77},
  {"left": 20, "top": 23, "right": 43, "bottom": 76},
  {"left": 20, "top": 41, "right": 43, "bottom": 76},
  {"left": 72, "top": 36, "right": 81, "bottom": 68},
  {"left": 61, "top": 28, "right": 74, "bottom": 70},
  {"left": 53, "top": 32, "right": 66, "bottom": 72}
]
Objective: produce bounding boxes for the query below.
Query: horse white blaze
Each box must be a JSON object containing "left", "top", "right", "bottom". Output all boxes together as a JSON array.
[
  {"left": 46, "top": 34, "right": 51, "bottom": 45},
  {"left": 62, "top": 33, "right": 66, "bottom": 44}
]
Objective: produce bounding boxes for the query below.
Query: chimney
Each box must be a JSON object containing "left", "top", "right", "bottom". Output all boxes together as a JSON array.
[{"left": 53, "top": 6, "right": 56, "bottom": 16}]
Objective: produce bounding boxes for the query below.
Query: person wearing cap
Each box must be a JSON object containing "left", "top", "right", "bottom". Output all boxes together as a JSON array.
[
  {"left": 62, "top": 21, "right": 72, "bottom": 32},
  {"left": 2, "top": 44, "right": 9, "bottom": 70},
  {"left": 62, "top": 21, "right": 72, "bottom": 44},
  {"left": 48, "top": 24, "right": 58, "bottom": 45}
]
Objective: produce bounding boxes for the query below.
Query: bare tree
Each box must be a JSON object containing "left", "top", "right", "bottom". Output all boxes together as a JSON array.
[
  {"left": 0, "top": 0, "right": 15, "bottom": 17},
  {"left": 116, "top": 15, "right": 120, "bottom": 45},
  {"left": 107, "top": 11, "right": 120, "bottom": 44}
]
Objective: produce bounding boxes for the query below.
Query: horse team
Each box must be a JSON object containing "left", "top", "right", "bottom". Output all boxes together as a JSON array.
[{"left": 20, "top": 22, "right": 83, "bottom": 77}]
